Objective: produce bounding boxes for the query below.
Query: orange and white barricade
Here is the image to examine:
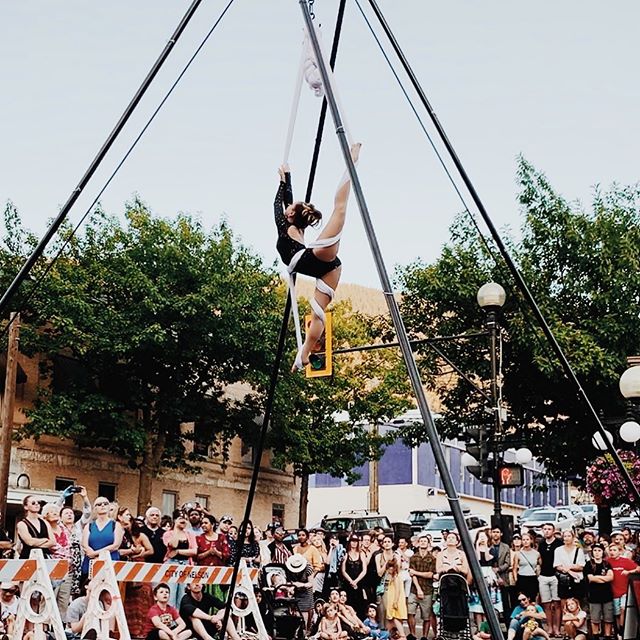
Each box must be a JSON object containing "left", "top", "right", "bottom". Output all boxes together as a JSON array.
[
  {"left": 86, "top": 554, "right": 267, "bottom": 640},
  {"left": 11, "top": 549, "right": 68, "bottom": 640}
]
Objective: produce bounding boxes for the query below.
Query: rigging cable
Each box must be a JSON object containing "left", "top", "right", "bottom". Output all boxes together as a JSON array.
[
  {"left": 0, "top": 0, "right": 208, "bottom": 320},
  {"left": 0, "top": 0, "right": 237, "bottom": 341},
  {"left": 362, "top": 0, "right": 640, "bottom": 505},
  {"left": 218, "top": 2, "right": 348, "bottom": 637}
]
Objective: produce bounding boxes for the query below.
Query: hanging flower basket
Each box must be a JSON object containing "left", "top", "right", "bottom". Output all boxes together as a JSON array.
[{"left": 586, "top": 450, "right": 640, "bottom": 507}]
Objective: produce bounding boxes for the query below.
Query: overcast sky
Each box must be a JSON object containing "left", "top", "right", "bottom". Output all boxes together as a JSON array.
[{"left": 2, "top": 1, "right": 639, "bottom": 289}]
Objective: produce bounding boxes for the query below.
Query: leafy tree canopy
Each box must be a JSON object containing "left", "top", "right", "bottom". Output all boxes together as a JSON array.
[{"left": 395, "top": 158, "right": 640, "bottom": 478}]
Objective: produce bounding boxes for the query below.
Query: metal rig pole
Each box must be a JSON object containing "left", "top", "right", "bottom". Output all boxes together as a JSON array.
[{"left": 298, "top": 2, "right": 504, "bottom": 638}]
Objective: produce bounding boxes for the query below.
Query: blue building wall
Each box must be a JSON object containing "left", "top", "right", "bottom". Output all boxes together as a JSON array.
[{"left": 310, "top": 435, "right": 566, "bottom": 508}]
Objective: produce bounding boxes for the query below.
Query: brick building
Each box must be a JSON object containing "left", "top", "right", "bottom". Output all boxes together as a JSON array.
[{"left": 2, "top": 349, "right": 300, "bottom": 532}]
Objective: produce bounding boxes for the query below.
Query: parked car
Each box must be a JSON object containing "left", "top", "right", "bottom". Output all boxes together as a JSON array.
[
  {"left": 579, "top": 504, "right": 598, "bottom": 527},
  {"left": 520, "top": 508, "right": 576, "bottom": 536},
  {"left": 517, "top": 506, "right": 546, "bottom": 527},
  {"left": 562, "top": 505, "right": 585, "bottom": 530},
  {"left": 408, "top": 508, "right": 462, "bottom": 535},
  {"left": 320, "top": 510, "right": 393, "bottom": 543},
  {"left": 418, "top": 513, "right": 490, "bottom": 548}
]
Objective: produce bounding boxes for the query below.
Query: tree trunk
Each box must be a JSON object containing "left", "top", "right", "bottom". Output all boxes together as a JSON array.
[
  {"left": 137, "top": 438, "right": 155, "bottom": 515},
  {"left": 597, "top": 505, "right": 612, "bottom": 536},
  {"left": 298, "top": 473, "right": 309, "bottom": 528}
]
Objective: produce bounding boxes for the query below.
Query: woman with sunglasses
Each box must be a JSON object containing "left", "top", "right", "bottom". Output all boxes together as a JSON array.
[
  {"left": 16, "top": 495, "right": 56, "bottom": 559},
  {"left": 274, "top": 142, "right": 361, "bottom": 371},
  {"left": 81, "top": 496, "right": 124, "bottom": 578},
  {"left": 506, "top": 593, "right": 546, "bottom": 640}
]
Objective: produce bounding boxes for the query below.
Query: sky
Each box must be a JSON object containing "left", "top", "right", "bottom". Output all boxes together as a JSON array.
[{"left": 1, "top": 1, "right": 639, "bottom": 290}]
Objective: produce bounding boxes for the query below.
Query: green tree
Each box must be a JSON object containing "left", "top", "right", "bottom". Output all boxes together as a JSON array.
[
  {"left": 2, "top": 200, "right": 282, "bottom": 513},
  {"left": 396, "top": 158, "right": 640, "bottom": 478},
  {"left": 269, "top": 300, "right": 412, "bottom": 526}
]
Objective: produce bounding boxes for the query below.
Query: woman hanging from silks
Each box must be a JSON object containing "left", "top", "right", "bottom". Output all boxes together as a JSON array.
[{"left": 274, "top": 142, "right": 361, "bottom": 372}]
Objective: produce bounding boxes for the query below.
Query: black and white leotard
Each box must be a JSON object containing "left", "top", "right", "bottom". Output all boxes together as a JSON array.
[{"left": 274, "top": 175, "right": 341, "bottom": 279}]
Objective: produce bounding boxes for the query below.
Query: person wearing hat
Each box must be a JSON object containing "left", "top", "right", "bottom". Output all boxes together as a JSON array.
[
  {"left": 268, "top": 525, "right": 293, "bottom": 565},
  {"left": 286, "top": 553, "right": 314, "bottom": 628},
  {"left": 216, "top": 515, "right": 234, "bottom": 566},
  {"left": 0, "top": 582, "right": 19, "bottom": 617}
]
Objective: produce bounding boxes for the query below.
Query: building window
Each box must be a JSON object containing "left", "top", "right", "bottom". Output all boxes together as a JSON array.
[
  {"left": 195, "top": 495, "right": 209, "bottom": 511},
  {"left": 98, "top": 482, "right": 117, "bottom": 502},
  {"left": 55, "top": 477, "right": 76, "bottom": 507},
  {"left": 193, "top": 422, "right": 211, "bottom": 458},
  {"left": 272, "top": 503, "right": 285, "bottom": 527},
  {"left": 162, "top": 491, "right": 178, "bottom": 516}
]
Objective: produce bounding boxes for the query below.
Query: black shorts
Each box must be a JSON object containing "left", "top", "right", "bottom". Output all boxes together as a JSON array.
[{"left": 294, "top": 249, "right": 341, "bottom": 279}]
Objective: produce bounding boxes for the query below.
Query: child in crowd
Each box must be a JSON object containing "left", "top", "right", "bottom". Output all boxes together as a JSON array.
[
  {"left": 363, "top": 603, "right": 390, "bottom": 639},
  {"left": 561, "top": 598, "right": 588, "bottom": 640},
  {"left": 319, "top": 603, "right": 349, "bottom": 640},
  {"left": 522, "top": 605, "right": 550, "bottom": 640},
  {"left": 473, "top": 620, "right": 491, "bottom": 640},
  {"left": 144, "top": 583, "right": 191, "bottom": 640}
]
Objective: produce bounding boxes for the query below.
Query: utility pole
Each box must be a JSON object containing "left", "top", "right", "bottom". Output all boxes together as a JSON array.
[
  {"left": 368, "top": 423, "right": 379, "bottom": 512},
  {"left": 0, "top": 312, "right": 20, "bottom": 522}
]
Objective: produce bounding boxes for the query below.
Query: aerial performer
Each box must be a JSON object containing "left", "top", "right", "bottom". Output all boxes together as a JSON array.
[{"left": 274, "top": 142, "right": 361, "bottom": 372}]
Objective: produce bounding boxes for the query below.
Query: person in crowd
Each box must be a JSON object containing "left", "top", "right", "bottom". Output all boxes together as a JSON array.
[
  {"left": 179, "top": 582, "right": 241, "bottom": 640},
  {"left": 144, "top": 583, "right": 192, "bottom": 640},
  {"left": 522, "top": 604, "right": 551, "bottom": 640},
  {"left": 435, "top": 532, "right": 470, "bottom": 582},
  {"left": 363, "top": 603, "right": 390, "bottom": 640},
  {"left": 310, "top": 597, "right": 325, "bottom": 637},
  {"left": 607, "top": 542, "right": 639, "bottom": 631},
  {"left": 161, "top": 515, "right": 174, "bottom": 532},
  {"left": 117, "top": 506, "right": 136, "bottom": 560},
  {"left": 470, "top": 529, "right": 502, "bottom": 626},
  {"left": 0, "top": 583, "right": 19, "bottom": 621},
  {"left": 81, "top": 496, "right": 124, "bottom": 578},
  {"left": 561, "top": 597, "right": 588, "bottom": 640},
  {"left": 286, "top": 553, "right": 314, "bottom": 628},
  {"left": 41, "top": 502, "right": 72, "bottom": 620},
  {"left": 610, "top": 532, "right": 631, "bottom": 559},
  {"left": 123, "top": 517, "right": 155, "bottom": 638},
  {"left": 362, "top": 532, "right": 380, "bottom": 604},
  {"left": 295, "top": 528, "right": 324, "bottom": 574},
  {"left": 381, "top": 558, "right": 407, "bottom": 640},
  {"left": 311, "top": 529, "right": 329, "bottom": 599},
  {"left": 622, "top": 527, "right": 637, "bottom": 555},
  {"left": 16, "top": 495, "right": 56, "bottom": 559},
  {"left": 141, "top": 506, "right": 167, "bottom": 564},
  {"left": 508, "top": 534, "right": 523, "bottom": 612},
  {"left": 196, "top": 514, "right": 229, "bottom": 567},
  {"left": 340, "top": 535, "right": 368, "bottom": 619},
  {"left": 258, "top": 525, "right": 273, "bottom": 566},
  {"left": 513, "top": 532, "right": 540, "bottom": 603},
  {"left": 0, "top": 512, "right": 13, "bottom": 559},
  {"left": 163, "top": 510, "right": 197, "bottom": 608},
  {"left": 228, "top": 525, "right": 239, "bottom": 543},
  {"left": 537, "top": 523, "right": 563, "bottom": 637},
  {"left": 337, "top": 589, "right": 368, "bottom": 636},
  {"left": 230, "top": 520, "right": 261, "bottom": 568},
  {"left": 66, "top": 580, "right": 117, "bottom": 639},
  {"left": 326, "top": 533, "right": 346, "bottom": 594},
  {"left": 268, "top": 525, "right": 293, "bottom": 565},
  {"left": 397, "top": 537, "right": 414, "bottom": 597},
  {"left": 578, "top": 531, "right": 595, "bottom": 560},
  {"left": 584, "top": 542, "right": 614, "bottom": 639},
  {"left": 506, "top": 593, "right": 545, "bottom": 640},
  {"left": 408, "top": 532, "right": 436, "bottom": 640},
  {"left": 553, "top": 530, "right": 585, "bottom": 611},
  {"left": 490, "top": 526, "right": 512, "bottom": 617},
  {"left": 319, "top": 602, "right": 349, "bottom": 640},
  {"left": 187, "top": 508, "right": 204, "bottom": 536},
  {"left": 251, "top": 586, "right": 274, "bottom": 639},
  {"left": 59, "top": 489, "right": 92, "bottom": 599}
]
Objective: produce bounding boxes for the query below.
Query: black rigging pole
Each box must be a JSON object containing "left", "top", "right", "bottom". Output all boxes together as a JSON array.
[
  {"left": 298, "top": 3, "right": 505, "bottom": 640},
  {"left": 0, "top": 0, "right": 205, "bottom": 320},
  {"left": 364, "top": 0, "right": 640, "bottom": 506}
]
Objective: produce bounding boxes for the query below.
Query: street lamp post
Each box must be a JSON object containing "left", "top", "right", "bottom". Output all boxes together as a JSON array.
[{"left": 477, "top": 283, "right": 506, "bottom": 525}]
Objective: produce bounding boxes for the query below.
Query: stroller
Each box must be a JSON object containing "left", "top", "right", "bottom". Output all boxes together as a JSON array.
[
  {"left": 435, "top": 572, "right": 472, "bottom": 640},
  {"left": 260, "top": 563, "right": 306, "bottom": 640}
]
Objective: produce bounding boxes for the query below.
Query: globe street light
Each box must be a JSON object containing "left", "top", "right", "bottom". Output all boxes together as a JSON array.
[
  {"left": 592, "top": 430, "right": 614, "bottom": 451},
  {"left": 478, "top": 282, "right": 506, "bottom": 525},
  {"left": 619, "top": 420, "right": 640, "bottom": 444},
  {"left": 515, "top": 447, "right": 533, "bottom": 464},
  {"left": 619, "top": 365, "right": 640, "bottom": 445}
]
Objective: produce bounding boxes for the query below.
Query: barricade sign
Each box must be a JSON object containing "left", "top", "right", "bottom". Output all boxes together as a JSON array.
[
  {"left": 0, "top": 557, "right": 68, "bottom": 583},
  {"left": 90, "top": 559, "right": 259, "bottom": 584},
  {"left": 12, "top": 549, "right": 67, "bottom": 640},
  {"left": 86, "top": 554, "right": 267, "bottom": 640}
]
